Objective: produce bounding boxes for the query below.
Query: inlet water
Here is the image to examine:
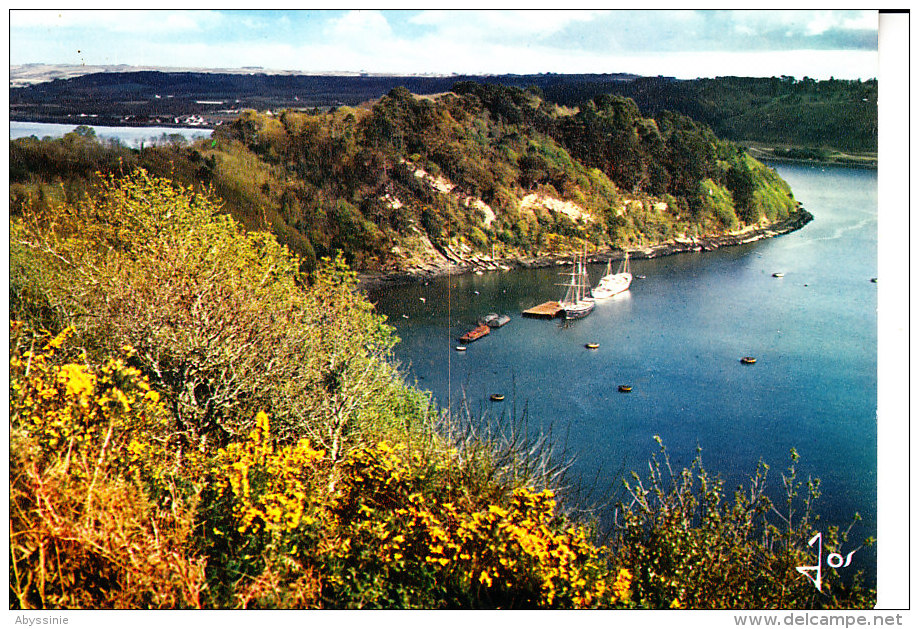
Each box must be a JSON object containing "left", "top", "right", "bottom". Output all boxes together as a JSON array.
[
  {"left": 9, "top": 121, "right": 213, "bottom": 147},
  {"left": 369, "top": 162, "right": 877, "bottom": 580}
]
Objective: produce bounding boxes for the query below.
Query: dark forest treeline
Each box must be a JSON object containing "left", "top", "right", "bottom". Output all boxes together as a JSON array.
[
  {"left": 11, "top": 83, "right": 799, "bottom": 274},
  {"left": 541, "top": 75, "right": 877, "bottom": 153},
  {"left": 12, "top": 71, "right": 877, "bottom": 153}
]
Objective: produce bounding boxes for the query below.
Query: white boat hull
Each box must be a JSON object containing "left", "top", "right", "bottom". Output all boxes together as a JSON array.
[
  {"left": 562, "top": 299, "right": 595, "bottom": 319},
  {"left": 592, "top": 272, "right": 632, "bottom": 299}
]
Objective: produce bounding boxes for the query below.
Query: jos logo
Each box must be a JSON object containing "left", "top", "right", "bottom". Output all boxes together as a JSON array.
[{"left": 796, "top": 531, "right": 858, "bottom": 592}]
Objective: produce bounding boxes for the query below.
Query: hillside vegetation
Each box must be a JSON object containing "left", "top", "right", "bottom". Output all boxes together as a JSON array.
[
  {"left": 11, "top": 84, "right": 802, "bottom": 275},
  {"left": 10, "top": 172, "right": 874, "bottom": 608},
  {"left": 542, "top": 75, "right": 877, "bottom": 155},
  {"left": 13, "top": 69, "right": 876, "bottom": 156}
]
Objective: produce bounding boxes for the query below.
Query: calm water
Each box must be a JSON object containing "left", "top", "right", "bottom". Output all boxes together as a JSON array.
[
  {"left": 9, "top": 121, "right": 213, "bottom": 147},
  {"left": 375, "top": 163, "right": 878, "bottom": 578}
]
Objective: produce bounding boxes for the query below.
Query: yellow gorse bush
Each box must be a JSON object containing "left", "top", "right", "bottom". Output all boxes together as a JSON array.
[
  {"left": 215, "top": 412, "right": 326, "bottom": 534},
  {"left": 211, "top": 415, "right": 632, "bottom": 608},
  {"left": 10, "top": 325, "right": 165, "bottom": 462},
  {"left": 349, "top": 476, "right": 631, "bottom": 608},
  {"left": 10, "top": 323, "right": 206, "bottom": 608}
]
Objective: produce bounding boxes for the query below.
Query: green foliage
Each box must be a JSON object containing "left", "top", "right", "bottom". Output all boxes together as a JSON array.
[
  {"left": 10, "top": 82, "right": 803, "bottom": 273},
  {"left": 10, "top": 171, "right": 413, "bottom": 458},
  {"left": 748, "top": 157, "right": 796, "bottom": 222},
  {"left": 205, "top": 418, "right": 634, "bottom": 609},
  {"left": 548, "top": 75, "right": 877, "bottom": 153},
  {"left": 699, "top": 179, "right": 740, "bottom": 230},
  {"left": 726, "top": 161, "right": 756, "bottom": 218},
  {"left": 9, "top": 172, "right": 871, "bottom": 610},
  {"left": 613, "top": 438, "right": 875, "bottom": 609}
]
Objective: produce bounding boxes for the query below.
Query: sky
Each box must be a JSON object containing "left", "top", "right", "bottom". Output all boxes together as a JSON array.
[{"left": 8, "top": 9, "right": 880, "bottom": 80}]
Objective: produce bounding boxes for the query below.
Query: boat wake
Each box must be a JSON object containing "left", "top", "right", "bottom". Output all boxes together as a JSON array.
[{"left": 784, "top": 216, "right": 876, "bottom": 248}]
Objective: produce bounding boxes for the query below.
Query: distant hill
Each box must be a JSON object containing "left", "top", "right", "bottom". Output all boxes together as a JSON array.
[
  {"left": 540, "top": 75, "right": 878, "bottom": 154},
  {"left": 9, "top": 63, "right": 336, "bottom": 87},
  {"left": 9, "top": 69, "right": 639, "bottom": 125},
  {"left": 11, "top": 83, "right": 802, "bottom": 276},
  {"left": 10, "top": 68, "right": 876, "bottom": 155}
]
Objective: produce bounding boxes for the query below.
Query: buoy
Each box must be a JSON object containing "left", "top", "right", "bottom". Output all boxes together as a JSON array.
[
  {"left": 618, "top": 385, "right": 632, "bottom": 393},
  {"left": 740, "top": 356, "right": 757, "bottom": 364},
  {"left": 490, "top": 393, "right": 505, "bottom": 402},
  {"left": 585, "top": 343, "right": 600, "bottom": 349},
  {"left": 455, "top": 346, "right": 467, "bottom": 352},
  {"left": 420, "top": 297, "right": 426, "bottom": 302}
]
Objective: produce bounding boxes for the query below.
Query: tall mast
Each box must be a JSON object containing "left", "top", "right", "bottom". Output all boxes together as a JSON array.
[{"left": 562, "top": 254, "right": 578, "bottom": 304}]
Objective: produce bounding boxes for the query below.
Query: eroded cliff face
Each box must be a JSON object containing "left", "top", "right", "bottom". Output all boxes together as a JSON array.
[
  {"left": 364, "top": 158, "right": 811, "bottom": 281},
  {"left": 366, "top": 159, "right": 813, "bottom": 278}
]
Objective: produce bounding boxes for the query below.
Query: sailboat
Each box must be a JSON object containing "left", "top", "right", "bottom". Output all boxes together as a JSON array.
[
  {"left": 592, "top": 252, "right": 632, "bottom": 299},
  {"left": 559, "top": 251, "right": 595, "bottom": 319}
]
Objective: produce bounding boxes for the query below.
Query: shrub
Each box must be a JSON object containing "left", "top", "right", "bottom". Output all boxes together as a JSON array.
[
  {"left": 205, "top": 415, "right": 634, "bottom": 609},
  {"left": 10, "top": 171, "right": 413, "bottom": 457},
  {"left": 699, "top": 179, "right": 740, "bottom": 230},
  {"left": 9, "top": 324, "right": 206, "bottom": 608},
  {"left": 612, "top": 437, "right": 875, "bottom": 609}
]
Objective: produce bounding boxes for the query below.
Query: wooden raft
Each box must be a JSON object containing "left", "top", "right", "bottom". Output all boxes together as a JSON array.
[{"left": 522, "top": 301, "right": 563, "bottom": 318}]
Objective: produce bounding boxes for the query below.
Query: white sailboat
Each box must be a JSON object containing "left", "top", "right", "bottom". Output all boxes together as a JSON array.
[
  {"left": 592, "top": 252, "right": 632, "bottom": 299},
  {"left": 559, "top": 251, "right": 595, "bottom": 319}
]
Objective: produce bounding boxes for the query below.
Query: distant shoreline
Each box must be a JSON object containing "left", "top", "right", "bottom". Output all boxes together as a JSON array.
[
  {"left": 358, "top": 208, "right": 814, "bottom": 291},
  {"left": 759, "top": 155, "right": 877, "bottom": 169},
  {"left": 749, "top": 145, "right": 877, "bottom": 169}
]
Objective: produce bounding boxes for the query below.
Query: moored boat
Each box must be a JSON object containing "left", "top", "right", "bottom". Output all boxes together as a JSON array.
[
  {"left": 478, "top": 313, "right": 499, "bottom": 326},
  {"left": 593, "top": 252, "right": 632, "bottom": 299},
  {"left": 559, "top": 251, "right": 595, "bottom": 319},
  {"left": 478, "top": 313, "right": 511, "bottom": 328},
  {"left": 459, "top": 324, "right": 491, "bottom": 343}
]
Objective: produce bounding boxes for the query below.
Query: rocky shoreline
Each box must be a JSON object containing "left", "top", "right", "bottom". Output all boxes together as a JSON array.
[{"left": 358, "top": 207, "right": 814, "bottom": 291}]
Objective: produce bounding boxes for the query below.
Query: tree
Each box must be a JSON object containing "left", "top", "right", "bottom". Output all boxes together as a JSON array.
[
  {"left": 725, "top": 162, "right": 756, "bottom": 221},
  {"left": 11, "top": 170, "right": 417, "bottom": 457},
  {"left": 72, "top": 124, "right": 97, "bottom": 138}
]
